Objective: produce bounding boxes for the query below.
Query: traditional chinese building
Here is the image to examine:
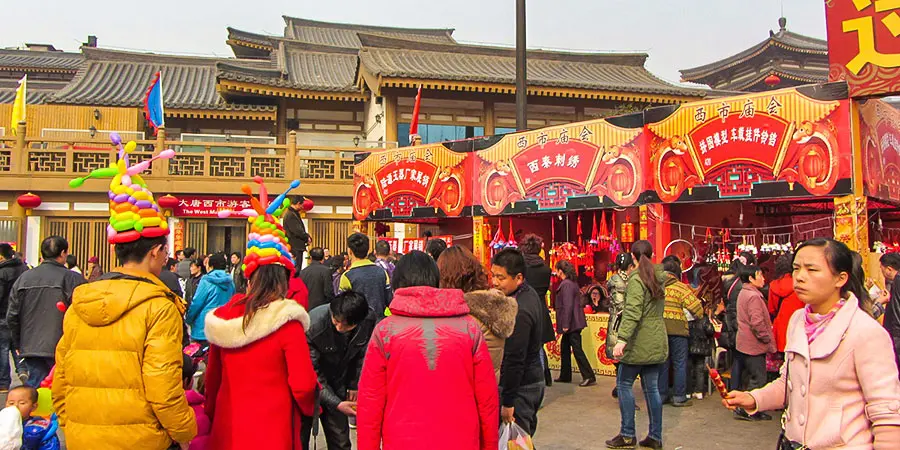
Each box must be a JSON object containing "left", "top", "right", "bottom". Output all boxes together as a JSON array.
[
  {"left": 680, "top": 18, "right": 828, "bottom": 92},
  {"left": 0, "top": 16, "right": 704, "bottom": 267}
]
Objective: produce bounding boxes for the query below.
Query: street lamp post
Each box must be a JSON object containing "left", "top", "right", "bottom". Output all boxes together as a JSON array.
[{"left": 515, "top": 0, "right": 527, "bottom": 131}]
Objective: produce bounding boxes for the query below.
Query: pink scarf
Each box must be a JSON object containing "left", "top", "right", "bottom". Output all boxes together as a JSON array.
[{"left": 804, "top": 299, "right": 846, "bottom": 344}]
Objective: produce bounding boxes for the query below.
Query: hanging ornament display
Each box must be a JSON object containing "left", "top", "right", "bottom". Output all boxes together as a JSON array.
[
  {"left": 576, "top": 214, "right": 584, "bottom": 246},
  {"left": 490, "top": 219, "right": 506, "bottom": 250},
  {"left": 506, "top": 219, "right": 518, "bottom": 249},
  {"left": 589, "top": 213, "right": 599, "bottom": 246}
]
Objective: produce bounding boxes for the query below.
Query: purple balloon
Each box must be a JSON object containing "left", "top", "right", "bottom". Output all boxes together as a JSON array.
[
  {"left": 128, "top": 196, "right": 137, "bottom": 204},
  {"left": 108, "top": 191, "right": 116, "bottom": 200},
  {"left": 135, "top": 200, "right": 153, "bottom": 209},
  {"left": 110, "top": 133, "right": 122, "bottom": 146},
  {"left": 113, "top": 193, "right": 130, "bottom": 203}
]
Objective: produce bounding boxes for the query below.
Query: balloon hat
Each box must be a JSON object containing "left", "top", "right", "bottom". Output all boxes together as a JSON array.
[
  {"left": 69, "top": 133, "right": 175, "bottom": 244},
  {"left": 218, "top": 176, "right": 301, "bottom": 277}
]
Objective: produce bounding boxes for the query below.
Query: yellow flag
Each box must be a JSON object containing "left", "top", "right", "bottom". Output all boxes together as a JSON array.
[{"left": 10, "top": 75, "right": 26, "bottom": 135}]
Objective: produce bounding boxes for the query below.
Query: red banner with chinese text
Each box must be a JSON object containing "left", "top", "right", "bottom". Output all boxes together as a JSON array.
[
  {"left": 400, "top": 235, "right": 453, "bottom": 254},
  {"left": 173, "top": 196, "right": 253, "bottom": 218},
  {"left": 352, "top": 145, "right": 469, "bottom": 220},
  {"left": 645, "top": 85, "right": 853, "bottom": 203},
  {"left": 826, "top": 0, "right": 900, "bottom": 97}
]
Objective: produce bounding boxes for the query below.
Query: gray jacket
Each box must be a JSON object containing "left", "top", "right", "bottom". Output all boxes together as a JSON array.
[
  {"left": 8, "top": 260, "right": 85, "bottom": 357},
  {"left": 175, "top": 259, "right": 192, "bottom": 280}
]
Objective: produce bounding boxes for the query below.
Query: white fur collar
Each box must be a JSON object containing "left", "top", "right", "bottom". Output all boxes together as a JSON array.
[{"left": 204, "top": 299, "right": 310, "bottom": 349}]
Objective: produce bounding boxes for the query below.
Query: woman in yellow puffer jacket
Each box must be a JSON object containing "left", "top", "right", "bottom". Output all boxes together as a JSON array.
[{"left": 52, "top": 258, "right": 197, "bottom": 450}]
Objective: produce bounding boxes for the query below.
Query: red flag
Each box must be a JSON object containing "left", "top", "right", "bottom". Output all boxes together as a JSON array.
[
  {"left": 409, "top": 85, "right": 423, "bottom": 143},
  {"left": 599, "top": 212, "right": 609, "bottom": 239}
]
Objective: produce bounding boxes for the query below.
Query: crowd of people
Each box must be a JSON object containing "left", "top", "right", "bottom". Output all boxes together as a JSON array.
[{"left": 1, "top": 222, "right": 900, "bottom": 449}]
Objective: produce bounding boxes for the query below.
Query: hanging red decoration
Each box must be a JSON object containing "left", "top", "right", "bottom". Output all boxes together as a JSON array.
[
  {"left": 16, "top": 193, "right": 41, "bottom": 210},
  {"left": 724, "top": 228, "right": 731, "bottom": 242},
  {"left": 764, "top": 74, "right": 781, "bottom": 87},
  {"left": 506, "top": 219, "right": 518, "bottom": 248},
  {"left": 800, "top": 146, "right": 827, "bottom": 185},
  {"left": 491, "top": 219, "right": 506, "bottom": 250},
  {"left": 302, "top": 197, "right": 315, "bottom": 212},
  {"left": 589, "top": 213, "right": 599, "bottom": 245},
  {"left": 705, "top": 227, "right": 713, "bottom": 242},
  {"left": 576, "top": 214, "right": 583, "bottom": 246},
  {"left": 610, "top": 212, "right": 617, "bottom": 240},
  {"left": 157, "top": 194, "right": 178, "bottom": 210}
]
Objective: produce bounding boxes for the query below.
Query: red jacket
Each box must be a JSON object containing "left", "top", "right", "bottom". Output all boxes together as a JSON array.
[
  {"left": 357, "top": 286, "right": 499, "bottom": 450},
  {"left": 203, "top": 295, "right": 317, "bottom": 450},
  {"left": 767, "top": 275, "right": 804, "bottom": 353}
]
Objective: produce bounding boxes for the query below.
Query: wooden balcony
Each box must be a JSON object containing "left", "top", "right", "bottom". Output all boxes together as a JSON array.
[{"left": 0, "top": 124, "right": 360, "bottom": 197}]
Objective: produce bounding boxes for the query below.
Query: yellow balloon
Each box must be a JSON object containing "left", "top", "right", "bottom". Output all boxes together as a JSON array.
[
  {"left": 35, "top": 387, "right": 53, "bottom": 418},
  {"left": 112, "top": 185, "right": 127, "bottom": 195},
  {"left": 140, "top": 217, "right": 161, "bottom": 227},
  {"left": 159, "top": 220, "right": 168, "bottom": 230},
  {"left": 110, "top": 174, "right": 122, "bottom": 189},
  {"left": 124, "top": 141, "right": 137, "bottom": 154},
  {"left": 117, "top": 159, "right": 127, "bottom": 174},
  {"left": 132, "top": 191, "right": 149, "bottom": 201}
]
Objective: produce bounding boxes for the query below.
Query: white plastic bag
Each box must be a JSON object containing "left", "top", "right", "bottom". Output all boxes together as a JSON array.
[
  {"left": 499, "top": 422, "right": 533, "bottom": 450},
  {"left": 0, "top": 406, "right": 23, "bottom": 450}
]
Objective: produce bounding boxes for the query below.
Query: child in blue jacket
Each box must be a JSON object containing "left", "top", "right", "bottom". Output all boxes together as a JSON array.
[{"left": 185, "top": 253, "right": 235, "bottom": 343}]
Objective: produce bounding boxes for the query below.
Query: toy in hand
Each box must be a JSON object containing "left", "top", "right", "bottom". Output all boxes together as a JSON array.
[{"left": 707, "top": 365, "right": 729, "bottom": 399}]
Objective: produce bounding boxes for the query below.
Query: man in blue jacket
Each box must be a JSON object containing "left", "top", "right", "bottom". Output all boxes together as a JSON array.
[{"left": 185, "top": 253, "right": 234, "bottom": 344}]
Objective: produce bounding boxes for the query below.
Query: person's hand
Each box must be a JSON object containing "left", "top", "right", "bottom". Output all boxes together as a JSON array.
[
  {"left": 722, "top": 390, "right": 757, "bottom": 411},
  {"left": 347, "top": 390, "right": 358, "bottom": 402},
  {"left": 866, "top": 278, "right": 876, "bottom": 289},
  {"left": 562, "top": 328, "right": 569, "bottom": 333},
  {"left": 501, "top": 406, "right": 515, "bottom": 424},
  {"left": 179, "top": 442, "right": 190, "bottom": 450},
  {"left": 337, "top": 401, "right": 358, "bottom": 417},
  {"left": 613, "top": 342, "right": 626, "bottom": 358}
]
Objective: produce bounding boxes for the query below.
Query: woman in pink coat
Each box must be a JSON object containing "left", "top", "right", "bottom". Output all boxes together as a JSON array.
[
  {"left": 726, "top": 238, "right": 900, "bottom": 448},
  {"left": 357, "top": 251, "right": 499, "bottom": 450}
]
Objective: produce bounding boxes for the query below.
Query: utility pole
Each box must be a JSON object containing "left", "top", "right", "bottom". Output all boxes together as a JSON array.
[{"left": 515, "top": 0, "right": 527, "bottom": 131}]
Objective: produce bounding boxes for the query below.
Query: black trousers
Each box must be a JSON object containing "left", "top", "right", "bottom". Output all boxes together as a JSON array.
[
  {"left": 558, "top": 330, "right": 595, "bottom": 381},
  {"left": 300, "top": 407, "right": 352, "bottom": 450},
  {"left": 688, "top": 355, "right": 708, "bottom": 395},
  {"left": 502, "top": 381, "right": 545, "bottom": 437},
  {"left": 740, "top": 352, "right": 767, "bottom": 392}
]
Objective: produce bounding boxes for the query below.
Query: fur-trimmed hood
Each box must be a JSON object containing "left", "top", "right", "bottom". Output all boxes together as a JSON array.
[
  {"left": 463, "top": 289, "right": 518, "bottom": 339},
  {"left": 204, "top": 298, "right": 310, "bottom": 349}
]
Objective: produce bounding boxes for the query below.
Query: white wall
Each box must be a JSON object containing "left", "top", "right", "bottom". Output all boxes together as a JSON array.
[{"left": 364, "top": 90, "right": 387, "bottom": 145}]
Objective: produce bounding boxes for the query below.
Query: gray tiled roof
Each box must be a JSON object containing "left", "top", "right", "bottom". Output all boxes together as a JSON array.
[
  {"left": 226, "top": 27, "right": 276, "bottom": 49},
  {"left": 282, "top": 16, "right": 455, "bottom": 48},
  {"left": 357, "top": 34, "right": 702, "bottom": 97},
  {"left": 0, "top": 48, "right": 83, "bottom": 72},
  {"left": 0, "top": 88, "right": 53, "bottom": 104},
  {"left": 680, "top": 28, "right": 827, "bottom": 82},
  {"left": 219, "top": 41, "right": 359, "bottom": 93},
  {"left": 51, "top": 48, "right": 275, "bottom": 111}
]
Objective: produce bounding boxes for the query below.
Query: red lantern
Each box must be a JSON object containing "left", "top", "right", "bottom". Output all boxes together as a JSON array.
[
  {"left": 17, "top": 193, "right": 41, "bottom": 215},
  {"left": 442, "top": 180, "right": 460, "bottom": 208},
  {"left": 487, "top": 176, "right": 507, "bottom": 205},
  {"left": 662, "top": 160, "right": 682, "bottom": 190},
  {"left": 764, "top": 74, "right": 781, "bottom": 87},
  {"left": 302, "top": 198, "right": 315, "bottom": 212},
  {"left": 610, "top": 164, "right": 632, "bottom": 199},
  {"left": 157, "top": 195, "right": 178, "bottom": 209},
  {"left": 800, "top": 146, "right": 826, "bottom": 184}
]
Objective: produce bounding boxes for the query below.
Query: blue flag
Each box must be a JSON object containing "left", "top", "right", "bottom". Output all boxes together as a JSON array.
[{"left": 143, "top": 72, "right": 165, "bottom": 134}]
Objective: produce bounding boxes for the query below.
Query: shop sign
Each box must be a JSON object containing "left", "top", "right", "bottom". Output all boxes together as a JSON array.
[
  {"left": 173, "top": 221, "right": 184, "bottom": 251},
  {"left": 511, "top": 139, "right": 596, "bottom": 192},
  {"left": 826, "top": 0, "right": 900, "bottom": 97},
  {"left": 173, "top": 196, "right": 250, "bottom": 218},
  {"left": 400, "top": 235, "right": 453, "bottom": 254},
  {"left": 353, "top": 146, "right": 467, "bottom": 220},
  {"left": 378, "top": 237, "right": 400, "bottom": 254},
  {"left": 647, "top": 88, "right": 852, "bottom": 202}
]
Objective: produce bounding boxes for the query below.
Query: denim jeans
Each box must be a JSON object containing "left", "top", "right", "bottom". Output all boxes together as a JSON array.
[
  {"left": 499, "top": 381, "right": 545, "bottom": 437},
  {"left": 0, "top": 323, "right": 11, "bottom": 389},
  {"left": 23, "top": 357, "right": 54, "bottom": 388},
  {"left": 659, "top": 335, "right": 689, "bottom": 402},
  {"left": 617, "top": 363, "right": 663, "bottom": 441}
]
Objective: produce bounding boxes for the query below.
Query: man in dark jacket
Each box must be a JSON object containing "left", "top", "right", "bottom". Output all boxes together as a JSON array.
[
  {"left": 520, "top": 234, "right": 556, "bottom": 387},
  {"left": 0, "top": 243, "right": 27, "bottom": 390},
  {"left": 492, "top": 248, "right": 545, "bottom": 438},
  {"left": 302, "top": 291, "right": 374, "bottom": 450},
  {"left": 283, "top": 195, "right": 311, "bottom": 274},
  {"left": 299, "top": 247, "right": 335, "bottom": 311},
  {"left": 339, "top": 233, "right": 391, "bottom": 320},
  {"left": 8, "top": 236, "right": 85, "bottom": 386},
  {"left": 880, "top": 253, "right": 900, "bottom": 379}
]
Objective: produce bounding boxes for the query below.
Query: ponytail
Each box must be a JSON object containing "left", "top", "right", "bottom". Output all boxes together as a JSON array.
[{"left": 632, "top": 240, "right": 664, "bottom": 300}]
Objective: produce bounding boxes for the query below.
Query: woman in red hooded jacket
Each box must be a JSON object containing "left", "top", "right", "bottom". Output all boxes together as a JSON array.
[
  {"left": 767, "top": 254, "right": 804, "bottom": 353},
  {"left": 203, "top": 263, "right": 318, "bottom": 450},
  {"left": 357, "top": 251, "right": 499, "bottom": 450}
]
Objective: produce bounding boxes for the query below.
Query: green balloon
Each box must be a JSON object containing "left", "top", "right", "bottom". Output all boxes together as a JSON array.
[{"left": 69, "top": 178, "right": 85, "bottom": 188}]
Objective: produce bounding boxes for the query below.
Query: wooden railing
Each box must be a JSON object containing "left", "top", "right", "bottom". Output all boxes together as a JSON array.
[{"left": 0, "top": 123, "right": 362, "bottom": 184}]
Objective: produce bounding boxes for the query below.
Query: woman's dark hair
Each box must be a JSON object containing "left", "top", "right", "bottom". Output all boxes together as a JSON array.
[
  {"left": 425, "top": 238, "right": 448, "bottom": 261},
  {"left": 632, "top": 240, "right": 664, "bottom": 299},
  {"left": 728, "top": 251, "right": 757, "bottom": 274},
  {"left": 738, "top": 265, "right": 762, "bottom": 284},
  {"left": 661, "top": 255, "right": 681, "bottom": 277},
  {"left": 556, "top": 260, "right": 577, "bottom": 280},
  {"left": 207, "top": 253, "right": 227, "bottom": 271},
  {"left": 66, "top": 254, "right": 78, "bottom": 269},
  {"left": 190, "top": 258, "right": 206, "bottom": 275},
  {"left": 851, "top": 251, "right": 874, "bottom": 317},
  {"left": 773, "top": 254, "right": 793, "bottom": 280},
  {"left": 241, "top": 264, "right": 290, "bottom": 330},
  {"left": 614, "top": 252, "right": 635, "bottom": 272},
  {"left": 326, "top": 255, "right": 346, "bottom": 274},
  {"left": 519, "top": 234, "right": 543, "bottom": 256},
  {"left": 437, "top": 245, "right": 488, "bottom": 293},
  {"left": 392, "top": 250, "right": 440, "bottom": 290},
  {"left": 114, "top": 236, "right": 167, "bottom": 264},
  {"left": 794, "top": 238, "right": 866, "bottom": 309},
  {"left": 231, "top": 251, "right": 242, "bottom": 260}
]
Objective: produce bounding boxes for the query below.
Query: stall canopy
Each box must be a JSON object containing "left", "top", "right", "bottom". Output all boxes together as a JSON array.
[{"left": 352, "top": 82, "right": 856, "bottom": 221}]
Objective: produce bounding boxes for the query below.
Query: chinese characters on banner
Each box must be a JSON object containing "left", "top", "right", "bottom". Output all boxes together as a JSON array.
[
  {"left": 173, "top": 196, "right": 253, "bottom": 218},
  {"left": 826, "top": 0, "right": 900, "bottom": 97},
  {"left": 400, "top": 235, "right": 453, "bottom": 254},
  {"left": 173, "top": 221, "right": 184, "bottom": 251}
]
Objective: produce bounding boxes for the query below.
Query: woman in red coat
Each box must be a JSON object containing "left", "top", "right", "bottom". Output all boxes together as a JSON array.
[
  {"left": 357, "top": 251, "right": 499, "bottom": 450},
  {"left": 767, "top": 254, "right": 804, "bottom": 353},
  {"left": 203, "top": 263, "right": 318, "bottom": 450}
]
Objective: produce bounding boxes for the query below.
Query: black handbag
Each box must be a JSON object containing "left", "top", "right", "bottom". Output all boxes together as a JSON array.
[{"left": 776, "top": 357, "right": 809, "bottom": 450}]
